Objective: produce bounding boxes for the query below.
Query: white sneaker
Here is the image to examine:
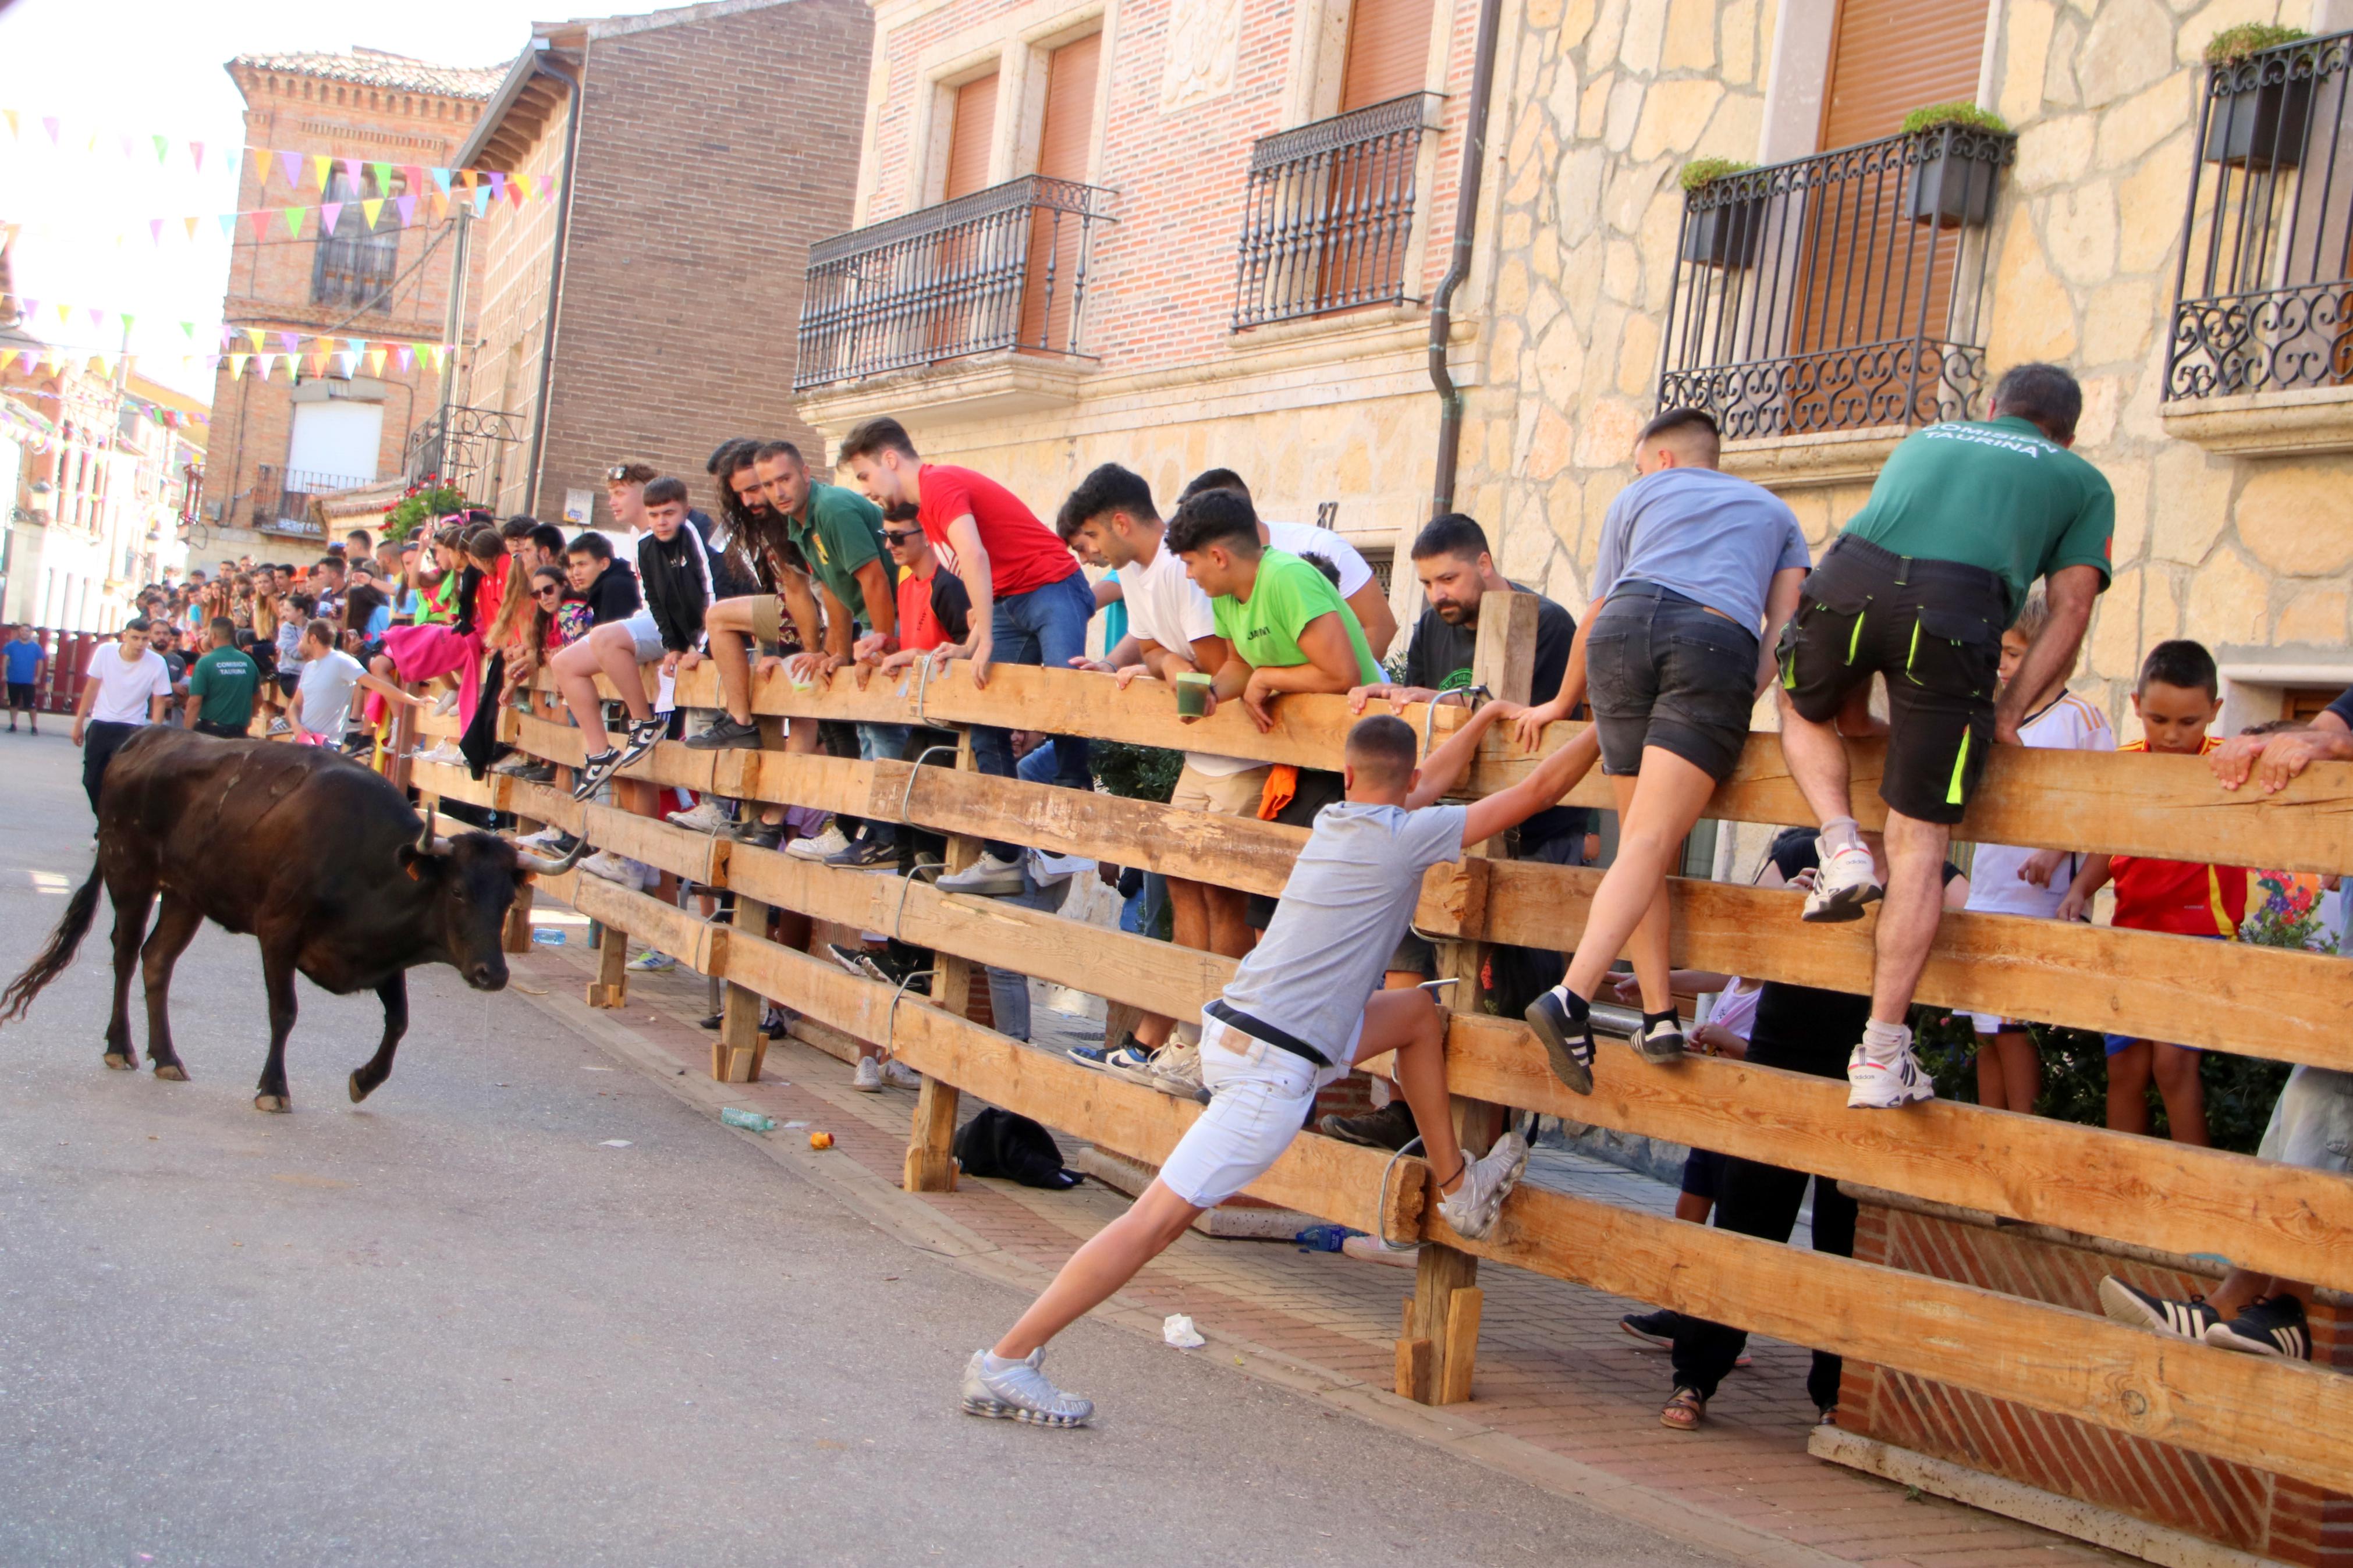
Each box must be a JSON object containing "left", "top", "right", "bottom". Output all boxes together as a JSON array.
[
  {"left": 666, "top": 798, "right": 733, "bottom": 834},
  {"left": 1147, "top": 1043, "right": 1205, "bottom": 1100},
  {"left": 960, "top": 1348, "right": 1091, "bottom": 1427},
  {"left": 935, "top": 851, "right": 1026, "bottom": 897},
  {"left": 851, "top": 1055, "right": 884, "bottom": 1092},
  {"left": 431, "top": 689, "right": 459, "bottom": 717},
  {"left": 624, "top": 950, "right": 675, "bottom": 973},
  {"left": 882, "top": 1059, "right": 922, "bottom": 1090},
  {"left": 581, "top": 851, "right": 637, "bottom": 885},
  {"left": 1847, "top": 1041, "right": 1936, "bottom": 1108},
  {"left": 516, "top": 826, "right": 567, "bottom": 851},
  {"left": 787, "top": 824, "right": 850, "bottom": 862},
  {"left": 1436, "top": 1130, "right": 1531, "bottom": 1242},
  {"left": 418, "top": 741, "right": 464, "bottom": 767},
  {"left": 1804, "top": 842, "right": 1883, "bottom": 923}
]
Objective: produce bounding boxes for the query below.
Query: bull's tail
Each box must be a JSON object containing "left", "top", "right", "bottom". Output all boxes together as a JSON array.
[{"left": 0, "top": 866, "right": 103, "bottom": 1025}]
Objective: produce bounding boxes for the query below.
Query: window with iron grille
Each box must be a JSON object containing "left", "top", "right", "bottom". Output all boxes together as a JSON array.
[
  {"left": 2164, "top": 29, "right": 2353, "bottom": 401},
  {"left": 1231, "top": 94, "right": 1439, "bottom": 330},
  {"left": 310, "top": 169, "right": 400, "bottom": 312}
]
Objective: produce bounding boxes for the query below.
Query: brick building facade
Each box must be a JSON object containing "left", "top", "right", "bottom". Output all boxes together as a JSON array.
[
  {"left": 199, "top": 49, "right": 501, "bottom": 552},
  {"left": 457, "top": 0, "right": 872, "bottom": 531}
]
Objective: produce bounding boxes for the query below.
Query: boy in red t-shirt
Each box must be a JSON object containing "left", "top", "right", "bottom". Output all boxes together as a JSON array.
[
  {"left": 837, "top": 415, "right": 1097, "bottom": 897},
  {"left": 2059, "top": 641, "right": 2245, "bottom": 1146}
]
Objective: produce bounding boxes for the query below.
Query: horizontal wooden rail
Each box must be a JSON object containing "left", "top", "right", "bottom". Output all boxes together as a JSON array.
[
  {"left": 527, "top": 863, "right": 2353, "bottom": 1498},
  {"left": 537, "top": 660, "right": 2353, "bottom": 875}
]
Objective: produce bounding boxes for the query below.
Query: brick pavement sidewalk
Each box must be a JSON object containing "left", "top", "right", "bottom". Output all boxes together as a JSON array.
[{"left": 519, "top": 923, "right": 2120, "bottom": 1568}]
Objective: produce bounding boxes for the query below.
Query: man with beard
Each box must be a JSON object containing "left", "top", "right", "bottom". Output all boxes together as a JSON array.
[{"left": 1332, "top": 512, "right": 1592, "bottom": 1150}]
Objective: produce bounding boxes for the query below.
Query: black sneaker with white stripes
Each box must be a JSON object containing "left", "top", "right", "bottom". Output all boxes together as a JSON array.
[
  {"left": 2205, "top": 1295, "right": 2311, "bottom": 1360},
  {"left": 1634, "top": 1008, "right": 1685, "bottom": 1065},
  {"left": 2097, "top": 1276, "right": 2220, "bottom": 1341},
  {"left": 1524, "top": 987, "right": 1596, "bottom": 1095}
]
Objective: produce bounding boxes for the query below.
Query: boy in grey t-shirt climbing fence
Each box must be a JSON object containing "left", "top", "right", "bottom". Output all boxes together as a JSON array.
[{"left": 960, "top": 703, "right": 1603, "bottom": 1427}]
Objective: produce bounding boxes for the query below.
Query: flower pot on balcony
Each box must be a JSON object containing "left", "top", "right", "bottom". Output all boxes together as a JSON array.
[
  {"left": 1905, "top": 140, "right": 2004, "bottom": 227},
  {"left": 2202, "top": 73, "right": 2315, "bottom": 167},
  {"left": 1680, "top": 195, "right": 1765, "bottom": 268}
]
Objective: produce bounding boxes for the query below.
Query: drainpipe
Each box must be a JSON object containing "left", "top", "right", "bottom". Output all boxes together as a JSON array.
[
  {"left": 1426, "top": 0, "right": 1504, "bottom": 520},
  {"left": 522, "top": 53, "right": 587, "bottom": 518}
]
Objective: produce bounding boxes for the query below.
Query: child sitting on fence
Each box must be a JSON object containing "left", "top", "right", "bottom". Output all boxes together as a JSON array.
[
  {"left": 2057, "top": 641, "right": 2247, "bottom": 1147},
  {"left": 1960, "top": 590, "right": 2115, "bottom": 1115},
  {"left": 960, "top": 704, "right": 1599, "bottom": 1428}
]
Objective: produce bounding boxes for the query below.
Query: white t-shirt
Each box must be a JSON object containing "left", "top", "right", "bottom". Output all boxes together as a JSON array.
[
  {"left": 296, "top": 649, "right": 365, "bottom": 737},
  {"left": 1264, "top": 521, "right": 1373, "bottom": 598},
  {"left": 1965, "top": 690, "right": 2115, "bottom": 918},
  {"left": 83, "top": 643, "right": 172, "bottom": 726},
  {"left": 1123, "top": 541, "right": 1256, "bottom": 778}
]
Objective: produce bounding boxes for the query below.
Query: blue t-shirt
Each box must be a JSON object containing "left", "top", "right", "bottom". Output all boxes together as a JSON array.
[
  {"left": 361, "top": 603, "right": 392, "bottom": 638},
  {"left": 1590, "top": 467, "right": 1811, "bottom": 634},
  {"left": 3, "top": 639, "right": 41, "bottom": 683}
]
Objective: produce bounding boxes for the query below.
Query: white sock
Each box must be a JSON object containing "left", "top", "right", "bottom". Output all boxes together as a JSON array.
[
  {"left": 1818, "top": 817, "right": 1863, "bottom": 858},
  {"left": 1861, "top": 1018, "right": 1911, "bottom": 1065},
  {"left": 981, "top": 1350, "right": 1024, "bottom": 1373}
]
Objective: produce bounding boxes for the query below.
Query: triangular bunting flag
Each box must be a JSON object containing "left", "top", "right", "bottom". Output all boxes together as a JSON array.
[
  {"left": 360, "top": 197, "right": 383, "bottom": 230},
  {"left": 182, "top": 321, "right": 196, "bottom": 342},
  {"left": 472, "top": 188, "right": 492, "bottom": 218},
  {"left": 219, "top": 212, "right": 239, "bottom": 241},
  {"left": 256, "top": 353, "right": 275, "bottom": 379},
  {"left": 154, "top": 134, "right": 169, "bottom": 163},
  {"left": 243, "top": 328, "right": 265, "bottom": 353},
  {"left": 337, "top": 350, "right": 361, "bottom": 378},
  {"left": 430, "top": 191, "right": 450, "bottom": 224},
  {"left": 0, "top": 349, "right": 15, "bottom": 372},
  {"left": 396, "top": 344, "right": 416, "bottom": 373},
  {"left": 87, "top": 307, "right": 107, "bottom": 330},
  {"left": 308, "top": 351, "right": 331, "bottom": 376},
  {"left": 55, "top": 304, "right": 70, "bottom": 327},
  {"left": 342, "top": 157, "right": 361, "bottom": 186},
  {"left": 281, "top": 207, "right": 304, "bottom": 237},
  {"left": 396, "top": 194, "right": 417, "bottom": 227},
  {"left": 253, "top": 147, "right": 271, "bottom": 183},
  {"left": 320, "top": 201, "right": 343, "bottom": 235},
  {"left": 370, "top": 161, "right": 392, "bottom": 192},
  {"left": 120, "top": 314, "right": 136, "bottom": 335},
  {"left": 148, "top": 218, "right": 164, "bottom": 246},
  {"left": 184, "top": 215, "right": 200, "bottom": 241},
  {"left": 277, "top": 150, "right": 303, "bottom": 188},
  {"left": 431, "top": 167, "right": 452, "bottom": 194},
  {"left": 487, "top": 170, "right": 507, "bottom": 205},
  {"left": 250, "top": 209, "right": 273, "bottom": 241},
  {"left": 276, "top": 332, "right": 299, "bottom": 354},
  {"left": 228, "top": 354, "right": 249, "bottom": 379},
  {"left": 314, "top": 153, "right": 333, "bottom": 191},
  {"left": 121, "top": 136, "right": 137, "bottom": 160},
  {"left": 542, "top": 173, "right": 560, "bottom": 201},
  {"left": 458, "top": 168, "right": 478, "bottom": 191},
  {"left": 423, "top": 345, "right": 445, "bottom": 372},
  {"left": 189, "top": 140, "right": 204, "bottom": 173},
  {"left": 511, "top": 174, "right": 534, "bottom": 204},
  {"left": 42, "top": 116, "right": 60, "bottom": 144},
  {"left": 403, "top": 163, "right": 424, "bottom": 193},
  {"left": 367, "top": 348, "right": 388, "bottom": 376},
  {"left": 1, "top": 111, "right": 15, "bottom": 140}
]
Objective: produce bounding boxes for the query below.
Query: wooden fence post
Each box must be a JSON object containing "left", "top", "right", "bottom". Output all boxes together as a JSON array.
[
  {"left": 1400, "top": 588, "right": 1541, "bottom": 1406},
  {"left": 904, "top": 728, "right": 978, "bottom": 1192}
]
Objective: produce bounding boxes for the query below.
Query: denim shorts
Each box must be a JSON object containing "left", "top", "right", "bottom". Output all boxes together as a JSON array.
[
  {"left": 1585, "top": 583, "right": 1759, "bottom": 783},
  {"left": 2259, "top": 1065, "right": 2353, "bottom": 1173}
]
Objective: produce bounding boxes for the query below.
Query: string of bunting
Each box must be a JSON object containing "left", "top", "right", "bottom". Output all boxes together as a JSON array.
[
  {"left": 3, "top": 175, "right": 555, "bottom": 248},
  {"left": 0, "top": 110, "right": 517, "bottom": 193},
  {"left": 0, "top": 342, "right": 457, "bottom": 381},
  {"left": 3, "top": 296, "right": 455, "bottom": 361}
]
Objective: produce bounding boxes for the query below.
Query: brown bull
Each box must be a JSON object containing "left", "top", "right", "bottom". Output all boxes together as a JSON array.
[{"left": 1, "top": 727, "right": 583, "bottom": 1111}]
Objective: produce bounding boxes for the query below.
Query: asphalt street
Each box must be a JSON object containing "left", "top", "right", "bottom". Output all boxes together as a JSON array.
[{"left": 0, "top": 730, "right": 1733, "bottom": 1566}]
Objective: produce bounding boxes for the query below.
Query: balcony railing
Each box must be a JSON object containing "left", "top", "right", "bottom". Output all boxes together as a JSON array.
[
  {"left": 1232, "top": 94, "right": 1439, "bottom": 330},
  {"left": 406, "top": 404, "right": 527, "bottom": 505},
  {"left": 2165, "top": 29, "right": 2353, "bottom": 401},
  {"left": 1658, "top": 125, "right": 2015, "bottom": 440},
  {"left": 795, "top": 176, "right": 1115, "bottom": 391}
]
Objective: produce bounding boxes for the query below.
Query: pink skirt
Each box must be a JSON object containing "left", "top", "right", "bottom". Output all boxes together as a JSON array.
[{"left": 370, "top": 624, "right": 484, "bottom": 730}]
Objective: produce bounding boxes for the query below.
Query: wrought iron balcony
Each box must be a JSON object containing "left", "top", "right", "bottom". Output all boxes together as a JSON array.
[
  {"left": 795, "top": 176, "right": 1115, "bottom": 391},
  {"left": 405, "top": 404, "right": 526, "bottom": 504},
  {"left": 1657, "top": 124, "right": 2015, "bottom": 440},
  {"left": 2165, "top": 29, "right": 2353, "bottom": 401},
  {"left": 1232, "top": 94, "right": 1439, "bottom": 330}
]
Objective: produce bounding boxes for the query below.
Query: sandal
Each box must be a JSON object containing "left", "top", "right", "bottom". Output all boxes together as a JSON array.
[{"left": 1660, "top": 1387, "right": 1705, "bottom": 1431}]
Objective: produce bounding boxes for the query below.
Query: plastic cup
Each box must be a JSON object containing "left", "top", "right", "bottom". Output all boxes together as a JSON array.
[{"left": 1176, "top": 672, "right": 1213, "bottom": 717}]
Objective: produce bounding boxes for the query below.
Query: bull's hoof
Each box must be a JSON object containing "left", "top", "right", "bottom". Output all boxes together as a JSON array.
[
  {"left": 253, "top": 1093, "right": 291, "bottom": 1114},
  {"left": 102, "top": 1052, "right": 134, "bottom": 1072},
  {"left": 154, "top": 1063, "right": 187, "bottom": 1082},
  {"left": 347, "top": 1070, "right": 374, "bottom": 1104}
]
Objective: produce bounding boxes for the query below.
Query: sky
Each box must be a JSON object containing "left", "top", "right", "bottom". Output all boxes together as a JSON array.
[{"left": 0, "top": 0, "right": 558, "bottom": 403}]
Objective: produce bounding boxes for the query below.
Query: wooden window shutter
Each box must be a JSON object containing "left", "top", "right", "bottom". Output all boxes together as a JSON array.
[
  {"left": 944, "top": 73, "right": 999, "bottom": 201},
  {"left": 1819, "top": 0, "right": 1989, "bottom": 148},
  {"left": 1339, "top": 0, "right": 1436, "bottom": 112},
  {"left": 1023, "top": 34, "right": 1103, "bottom": 353}
]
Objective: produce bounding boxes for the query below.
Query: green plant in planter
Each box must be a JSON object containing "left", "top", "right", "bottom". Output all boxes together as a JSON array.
[
  {"left": 382, "top": 481, "right": 466, "bottom": 542},
  {"left": 2205, "top": 22, "right": 2308, "bottom": 65},
  {"left": 1677, "top": 158, "right": 1763, "bottom": 268},
  {"left": 1089, "top": 738, "right": 1183, "bottom": 805},
  {"left": 1898, "top": 101, "right": 2011, "bottom": 136}
]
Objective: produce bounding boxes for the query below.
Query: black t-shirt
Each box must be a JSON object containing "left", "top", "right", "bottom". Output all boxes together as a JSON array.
[
  {"left": 583, "top": 561, "right": 643, "bottom": 625},
  {"left": 931, "top": 569, "right": 973, "bottom": 644},
  {"left": 1404, "top": 588, "right": 1585, "bottom": 844},
  {"left": 2326, "top": 687, "right": 2353, "bottom": 730},
  {"left": 1749, "top": 831, "right": 1961, "bottom": 1069}
]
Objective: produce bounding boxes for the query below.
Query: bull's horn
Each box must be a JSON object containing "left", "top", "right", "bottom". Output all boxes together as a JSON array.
[
  {"left": 415, "top": 805, "right": 459, "bottom": 856},
  {"left": 512, "top": 833, "right": 589, "bottom": 877}
]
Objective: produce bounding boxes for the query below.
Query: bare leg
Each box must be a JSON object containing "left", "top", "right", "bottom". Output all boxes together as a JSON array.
[
  {"left": 2106, "top": 1040, "right": 2153, "bottom": 1135},
  {"left": 1367, "top": 986, "right": 1464, "bottom": 1187},
  {"left": 1776, "top": 686, "right": 1857, "bottom": 830},
  {"left": 2152, "top": 1043, "right": 2210, "bottom": 1146},
  {"left": 1203, "top": 884, "right": 1257, "bottom": 959},
  {"left": 1975, "top": 1035, "right": 2009, "bottom": 1110},
  {"left": 1994, "top": 1028, "right": 2042, "bottom": 1114},
  {"left": 993, "top": 1181, "right": 1204, "bottom": 1358},
  {"left": 551, "top": 639, "right": 618, "bottom": 758},
  {"left": 1563, "top": 750, "right": 1718, "bottom": 1002},
  {"left": 349, "top": 975, "right": 409, "bottom": 1103},
  {"left": 704, "top": 600, "right": 757, "bottom": 724},
  {"left": 138, "top": 893, "right": 204, "bottom": 1079},
  {"left": 1867, "top": 810, "right": 1951, "bottom": 1025},
  {"left": 590, "top": 625, "right": 655, "bottom": 724}
]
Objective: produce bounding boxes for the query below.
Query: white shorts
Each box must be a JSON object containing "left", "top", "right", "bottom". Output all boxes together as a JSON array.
[
  {"left": 620, "top": 609, "right": 665, "bottom": 664},
  {"left": 1156, "top": 1009, "right": 1354, "bottom": 1208}
]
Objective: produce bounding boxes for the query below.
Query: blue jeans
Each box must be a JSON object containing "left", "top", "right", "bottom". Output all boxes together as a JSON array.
[
  {"left": 982, "top": 870, "right": 1076, "bottom": 1041},
  {"left": 853, "top": 722, "right": 910, "bottom": 847},
  {"left": 972, "top": 570, "right": 1096, "bottom": 859}
]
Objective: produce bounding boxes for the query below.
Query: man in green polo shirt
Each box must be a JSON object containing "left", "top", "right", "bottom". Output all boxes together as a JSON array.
[
  {"left": 1165, "top": 487, "right": 1380, "bottom": 733},
  {"left": 1776, "top": 361, "right": 2114, "bottom": 1111},
  {"left": 184, "top": 617, "right": 261, "bottom": 739}
]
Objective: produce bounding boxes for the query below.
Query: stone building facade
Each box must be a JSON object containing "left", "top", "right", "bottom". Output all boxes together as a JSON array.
[
  {"left": 457, "top": 0, "right": 872, "bottom": 532},
  {"left": 199, "top": 49, "right": 501, "bottom": 551},
  {"left": 799, "top": 0, "right": 2353, "bottom": 725}
]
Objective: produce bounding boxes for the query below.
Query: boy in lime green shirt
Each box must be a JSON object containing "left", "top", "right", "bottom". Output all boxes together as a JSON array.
[{"left": 1166, "top": 488, "right": 1380, "bottom": 733}]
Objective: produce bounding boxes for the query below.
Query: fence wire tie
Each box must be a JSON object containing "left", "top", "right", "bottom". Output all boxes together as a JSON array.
[
  {"left": 883, "top": 965, "right": 938, "bottom": 1062},
  {"left": 888, "top": 856, "right": 947, "bottom": 947},
  {"left": 896, "top": 743, "right": 959, "bottom": 827},
  {"left": 1418, "top": 682, "right": 1488, "bottom": 760},
  {"left": 1376, "top": 1134, "right": 1428, "bottom": 1251}
]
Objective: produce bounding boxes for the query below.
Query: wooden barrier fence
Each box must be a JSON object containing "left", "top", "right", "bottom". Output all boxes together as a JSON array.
[{"left": 392, "top": 605, "right": 2353, "bottom": 1501}]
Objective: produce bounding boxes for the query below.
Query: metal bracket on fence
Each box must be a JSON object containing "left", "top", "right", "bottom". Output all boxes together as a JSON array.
[
  {"left": 911, "top": 650, "right": 935, "bottom": 727},
  {"left": 896, "top": 743, "right": 959, "bottom": 826},
  {"left": 887, "top": 855, "right": 947, "bottom": 947},
  {"left": 882, "top": 965, "right": 939, "bottom": 1062},
  {"left": 1376, "top": 1133, "right": 1428, "bottom": 1251},
  {"left": 1419, "top": 683, "right": 1487, "bottom": 760}
]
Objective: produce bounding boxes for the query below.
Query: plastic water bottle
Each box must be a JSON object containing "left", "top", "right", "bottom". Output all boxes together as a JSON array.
[
  {"left": 532, "top": 928, "right": 566, "bottom": 946},
  {"left": 1294, "top": 1224, "right": 1361, "bottom": 1253},
  {"left": 719, "top": 1107, "right": 776, "bottom": 1133}
]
